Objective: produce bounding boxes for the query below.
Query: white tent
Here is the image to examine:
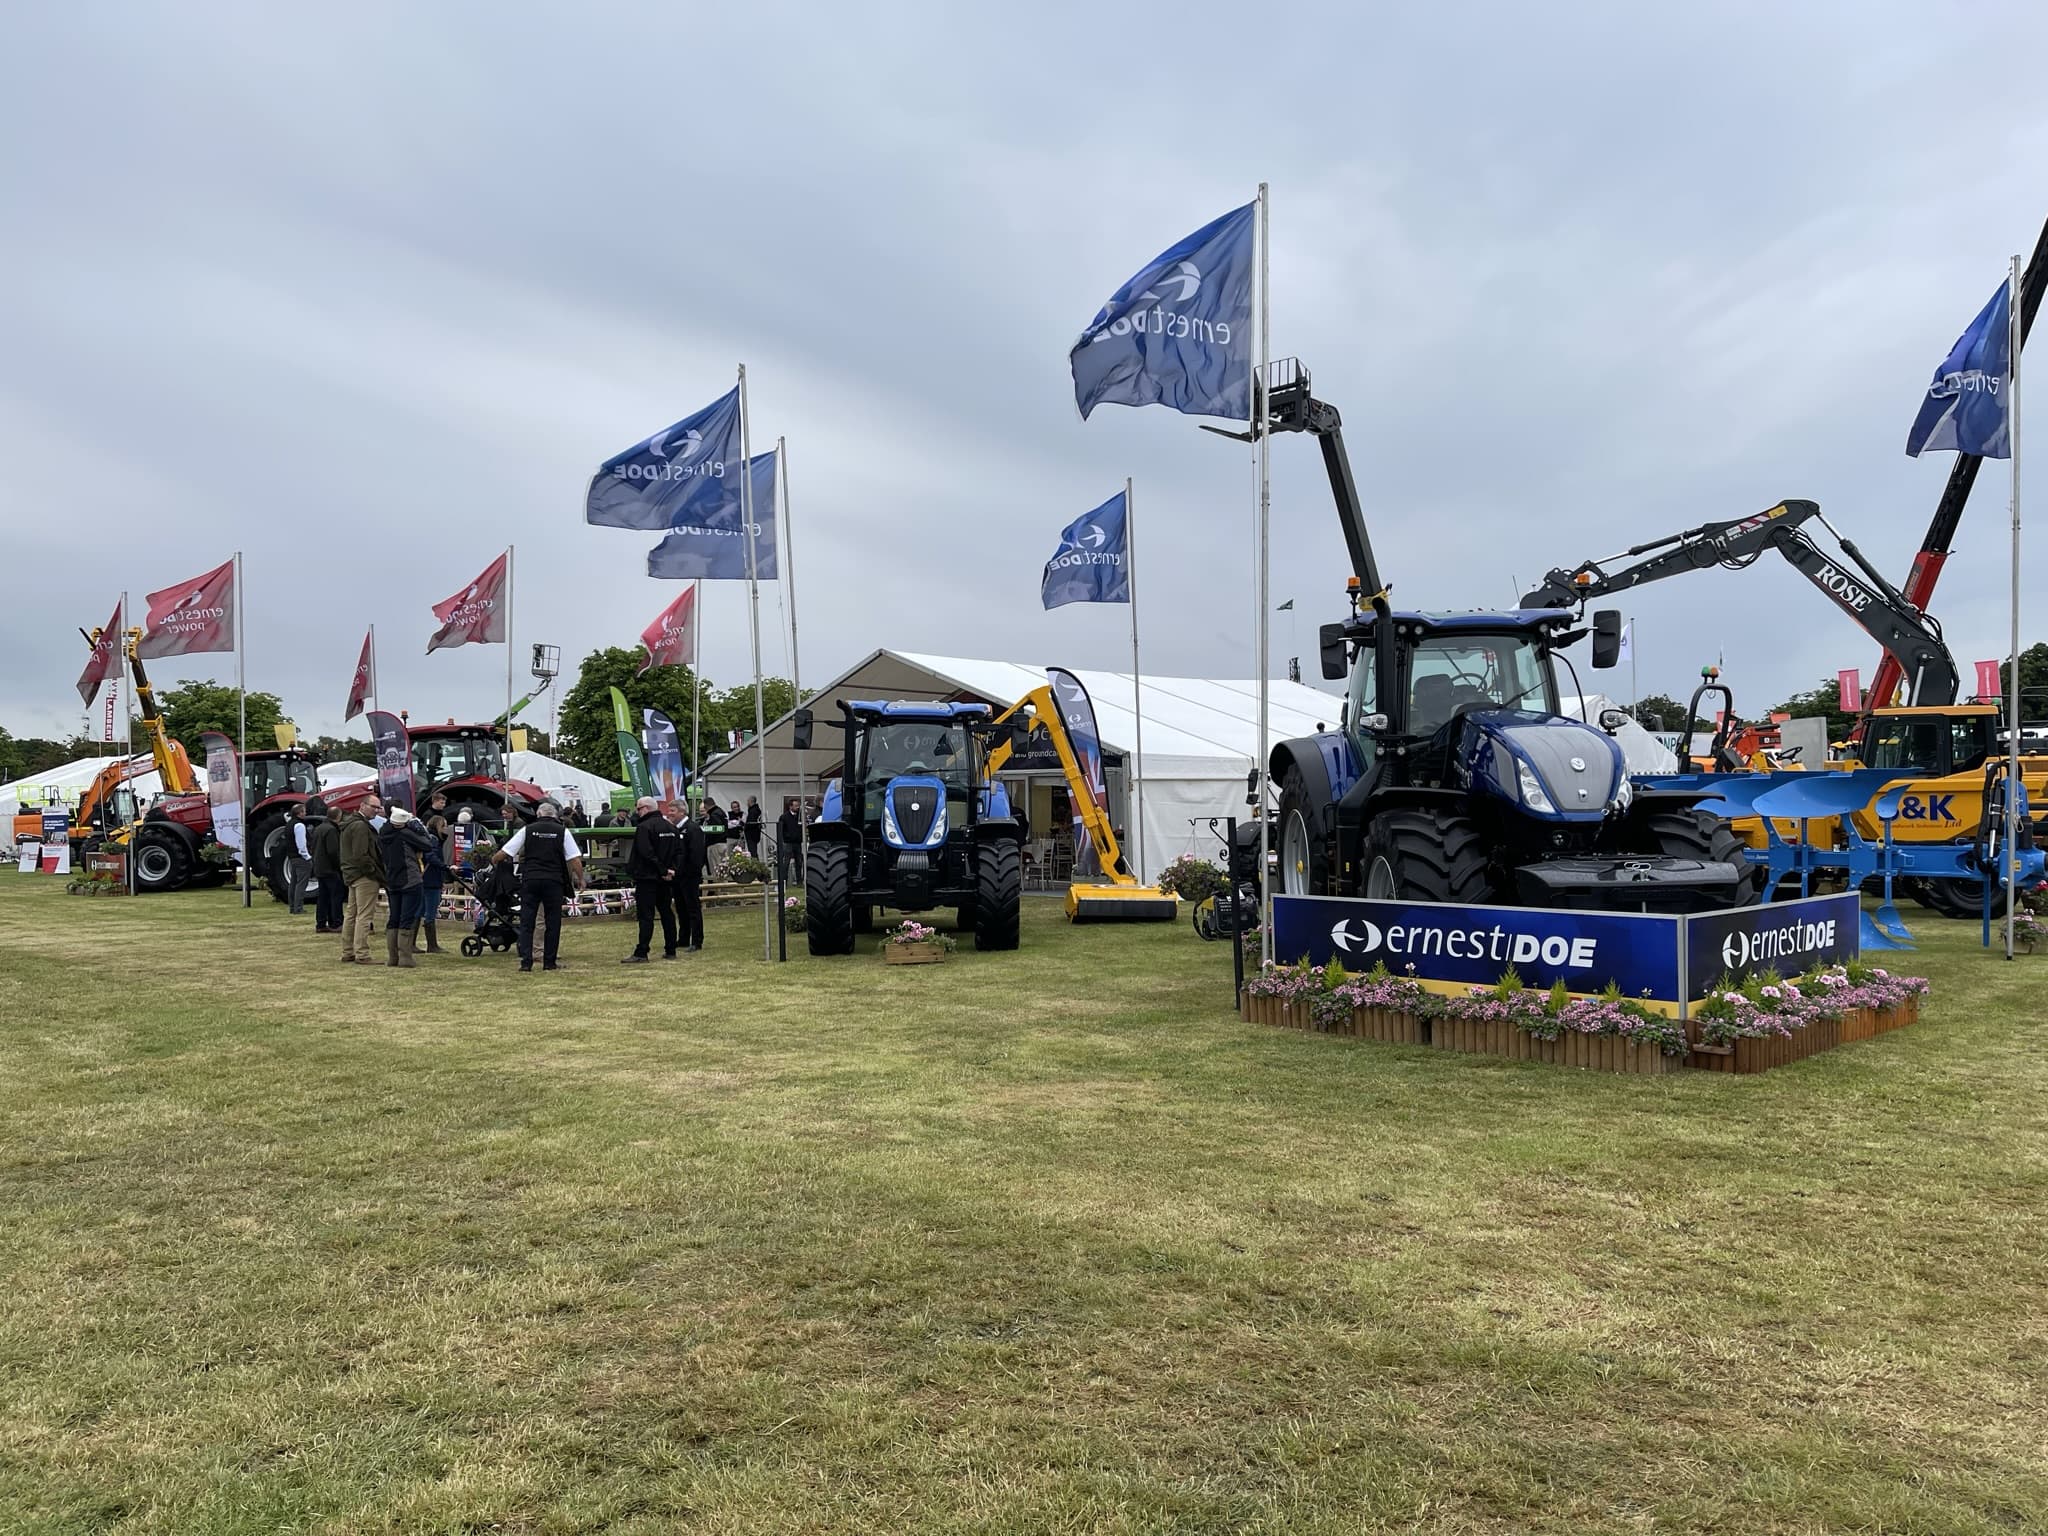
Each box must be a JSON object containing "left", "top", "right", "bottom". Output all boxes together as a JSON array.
[
  {"left": 509, "top": 750, "right": 624, "bottom": 814},
  {"left": 704, "top": 650, "right": 1344, "bottom": 882},
  {"left": 316, "top": 761, "right": 376, "bottom": 790},
  {"left": 1554, "top": 694, "right": 1680, "bottom": 775}
]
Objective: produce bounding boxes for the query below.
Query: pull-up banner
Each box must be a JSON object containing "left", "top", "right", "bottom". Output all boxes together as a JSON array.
[{"left": 366, "top": 710, "right": 415, "bottom": 814}]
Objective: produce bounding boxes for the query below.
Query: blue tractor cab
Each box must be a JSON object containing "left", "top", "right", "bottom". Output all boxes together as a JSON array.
[{"left": 796, "top": 699, "right": 1027, "bottom": 952}]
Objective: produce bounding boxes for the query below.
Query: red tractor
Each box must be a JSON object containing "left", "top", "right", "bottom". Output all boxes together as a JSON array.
[{"left": 255, "top": 722, "right": 547, "bottom": 900}]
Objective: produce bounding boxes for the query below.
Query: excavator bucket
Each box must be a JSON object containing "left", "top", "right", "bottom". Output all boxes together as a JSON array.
[{"left": 1065, "top": 882, "right": 1179, "bottom": 922}]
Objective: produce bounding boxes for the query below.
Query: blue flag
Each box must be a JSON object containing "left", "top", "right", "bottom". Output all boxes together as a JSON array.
[
  {"left": 1907, "top": 280, "right": 2013, "bottom": 459},
  {"left": 647, "top": 449, "right": 778, "bottom": 580},
  {"left": 587, "top": 386, "right": 744, "bottom": 529},
  {"left": 1041, "top": 491, "right": 1130, "bottom": 609},
  {"left": 1071, "top": 201, "right": 1256, "bottom": 422}
]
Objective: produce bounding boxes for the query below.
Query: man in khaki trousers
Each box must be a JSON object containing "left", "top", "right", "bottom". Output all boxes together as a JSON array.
[{"left": 338, "top": 794, "right": 386, "bottom": 963}]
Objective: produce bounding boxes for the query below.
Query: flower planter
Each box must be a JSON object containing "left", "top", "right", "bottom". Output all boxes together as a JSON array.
[{"left": 883, "top": 941, "right": 947, "bottom": 966}]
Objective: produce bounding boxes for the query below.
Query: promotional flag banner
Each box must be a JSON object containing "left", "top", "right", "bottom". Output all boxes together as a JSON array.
[
  {"left": 643, "top": 709, "right": 687, "bottom": 803},
  {"left": 1040, "top": 490, "right": 1130, "bottom": 610},
  {"left": 367, "top": 710, "right": 416, "bottom": 813},
  {"left": 1046, "top": 667, "right": 1107, "bottom": 880},
  {"left": 1907, "top": 280, "right": 2013, "bottom": 458},
  {"left": 427, "top": 553, "right": 509, "bottom": 653},
  {"left": 1070, "top": 201, "right": 1256, "bottom": 422},
  {"left": 1838, "top": 668, "right": 1862, "bottom": 714},
  {"left": 77, "top": 598, "right": 125, "bottom": 704},
  {"left": 609, "top": 687, "right": 654, "bottom": 797},
  {"left": 1617, "top": 621, "right": 1633, "bottom": 665},
  {"left": 345, "top": 629, "right": 375, "bottom": 721},
  {"left": 1976, "top": 659, "right": 2003, "bottom": 699},
  {"left": 200, "top": 731, "right": 243, "bottom": 853},
  {"left": 638, "top": 586, "right": 698, "bottom": 674},
  {"left": 586, "top": 386, "right": 744, "bottom": 531},
  {"left": 102, "top": 683, "right": 117, "bottom": 742},
  {"left": 137, "top": 558, "right": 235, "bottom": 658},
  {"left": 38, "top": 807, "right": 71, "bottom": 875},
  {"left": 646, "top": 449, "right": 778, "bottom": 580}
]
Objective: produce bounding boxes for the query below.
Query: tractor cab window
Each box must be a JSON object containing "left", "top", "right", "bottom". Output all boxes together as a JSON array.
[
  {"left": 1345, "top": 647, "right": 1378, "bottom": 771},
  {"left": 861, "top": 722, "right": 972, "bottom": 797},
  {"left": 1864, "top": 715, "right": 1992, "bottom": 775},
  {"left": 244, "top": 757, "right": 311, "bottom": 801},
  {"left": 1405, "top": 634, "right": 1550, "bottom": 737}
]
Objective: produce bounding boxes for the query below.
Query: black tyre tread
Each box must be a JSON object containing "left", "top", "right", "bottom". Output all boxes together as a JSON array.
[
  {"left": 973, "top": 839, "right": 1021, "bottom": 951},
  {"left": 1276, "top": 765, "right": 1329, "bottom": 897},
  {"left": 1645, "top": 809, "right": 1761, "bottom": 906},
  {"left": 1367, "top": 809, "right": 1494, "bottom": 903},
  {"left": 806, "top": 842, "right": 856, "bottom": 955},
  {"left": 249, "top": 813, "right": 293, "bottom": 903},
  {"left": 133, "top": 826, "right": 192, "bottom": 894}
]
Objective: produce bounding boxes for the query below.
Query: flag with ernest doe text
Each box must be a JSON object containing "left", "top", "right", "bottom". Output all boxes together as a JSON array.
[
  {"left": 647, "top": 449, "right": 778, "bottom": 580},
  {"left": 587, "top": 386, "right": 745, "bottom": 531},
  {"left": 1907, "top": 278, "right": 2012, "bottom": 459},
  {"left": 138, "top": 557, "right": 235, "bottom": 658},
  {"left": 1041, "top": 491, "right": 1129, "bottom": 610},
  {"left": 76, "top": 597, "right": 125, "bottom": 705}
]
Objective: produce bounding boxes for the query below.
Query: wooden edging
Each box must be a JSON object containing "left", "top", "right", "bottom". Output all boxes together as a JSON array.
[{"left": 1238, "top": 993, "right": 1921, "bottom": 1076}]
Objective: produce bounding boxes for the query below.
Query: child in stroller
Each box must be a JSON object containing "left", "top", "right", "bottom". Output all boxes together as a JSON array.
[{"left": 459, "top": 858, "right": 521, "bottom": 956}]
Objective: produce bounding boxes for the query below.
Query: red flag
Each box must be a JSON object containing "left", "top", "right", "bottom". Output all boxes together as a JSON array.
[
  {"left": 345, "top": 628, "right": 375, "bottom": 722},
  {"left": 638, "top": 585, "right": 697, "bottom": 674},
  {"left": 426, "top": 552, "right": 508, "bottom": 653},
  {"left": 1975, "top": 659, "right": 2003, "bottom": 700},
  {"left": 137, "top": 557, "right": 235, "bottom": 658},
  {"left": 76, "top": 598, "right": 125, "bottom": 704},
  {"left": 1837, "top": 668, "right": 1862, "bottom": 714}
]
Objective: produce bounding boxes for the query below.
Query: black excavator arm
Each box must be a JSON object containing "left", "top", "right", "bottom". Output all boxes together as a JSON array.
[{"left": 1522, "top": 498, "right": 1962, "bottom": 707}]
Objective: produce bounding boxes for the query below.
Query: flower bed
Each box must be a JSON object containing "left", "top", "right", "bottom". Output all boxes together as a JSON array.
[
  {"left": 1240, "top": 958, "right": 1929, "bottom": 1076},
  {"left": 881, "top": 919, "right": 952, "bottom": 966}
]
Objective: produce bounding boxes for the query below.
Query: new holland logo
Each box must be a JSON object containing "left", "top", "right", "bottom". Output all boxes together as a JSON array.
[{"left": 1329, "top": 917, "right": 1598, "bottom": 969}]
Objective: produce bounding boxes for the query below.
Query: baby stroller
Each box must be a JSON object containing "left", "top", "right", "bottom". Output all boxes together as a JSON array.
[{"left": 458, "top": 860, "right": 521, "bottom": 956}]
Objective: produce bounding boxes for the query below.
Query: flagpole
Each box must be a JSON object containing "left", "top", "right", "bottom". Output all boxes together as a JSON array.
[
  {"left": 779, "top": 436, "right": 807, "bottom": 866},
  {"left": 236, "top": 549, "right": 249, "bottom": 908},
  {"left": 2006, "top": 253, "right": 2023, "bottom": 960},
  {"left": 1125, "top": 475, "right": 1147, "bottom": 883},
  {"left": 504, "top": 545, "right": 516, "bottom": 815},
  {"left": 1630, "top": 620, "right": 1639, "bottom": 722},
  {"left": 738, "top": 365, "right": 772, "bottom": 961},
  {"left": 1245, "top": 180, "right": 1261, "bottom": 966},
  {"left": 368, "top": 624, "right": 378, "bottom": 720},
  {"left": 122, "top": 592, "right": 134, "bottom": 896},
  {"left": 690, "top": 579, "right": 703, "bottom": 786}
]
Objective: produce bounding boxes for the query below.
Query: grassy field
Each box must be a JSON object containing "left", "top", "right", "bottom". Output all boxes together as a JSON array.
[{"left": 0, "top": 874, "right": 2043, "bottom": 1534}]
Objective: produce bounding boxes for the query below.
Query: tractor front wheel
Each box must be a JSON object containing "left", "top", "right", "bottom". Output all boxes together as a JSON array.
[
  {"left": 973, "top": 840, "right": 1022, "bottom": 950},
  {"left": 805, "top": 842, "right": 857, "bottom": 956},
  {"left": 132, "top": 825, "right": 193, "bottom": 894},
  {"left": 1275, "top": 765, "right": 1329, "bottom": 897},
  {"left": 1361, "top": 808, "right": 1494, "bottom": 904},
  {"left": 1645, "top": 809, "right": 1761, "bottom": 906}
]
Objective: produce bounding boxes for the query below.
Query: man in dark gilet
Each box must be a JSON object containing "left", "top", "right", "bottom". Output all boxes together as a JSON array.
[{"left": 491, "top": 800, "right": 585, "bottom": 972}]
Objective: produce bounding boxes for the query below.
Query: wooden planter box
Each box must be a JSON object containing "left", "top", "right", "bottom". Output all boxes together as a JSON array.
[
  {"left": 1688, "top": 998, "right": 1919, "bottom": 1074},
  {"left": 1239, "top": 997, "right": 1676, "bottom": 1072},
  {"left": 884, "top": 941, "right": 947, "bottom": 966}
]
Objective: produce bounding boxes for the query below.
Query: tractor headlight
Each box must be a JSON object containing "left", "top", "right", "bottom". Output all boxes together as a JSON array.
[
  {"left": 1515, "top": 758, "right": 1556, "bottom": 814},
  {"left": 1609, "top": 776, "right": 1634, "bottom": 814}
]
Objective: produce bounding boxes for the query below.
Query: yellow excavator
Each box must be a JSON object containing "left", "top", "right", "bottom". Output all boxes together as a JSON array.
[{"left": 986, "top": 679, "right": 1178, "bottom": 922}]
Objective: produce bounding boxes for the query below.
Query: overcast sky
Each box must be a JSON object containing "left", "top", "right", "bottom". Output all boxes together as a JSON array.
[{"left": 4, "top": 4, "right": 2046, "bottom": 744}]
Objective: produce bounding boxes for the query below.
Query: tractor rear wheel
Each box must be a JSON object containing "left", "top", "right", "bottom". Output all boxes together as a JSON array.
[
  {"left": 973, "top": 839, "right": 1022, "bottom": 950},
  {"left": 1921, "top": 876, "right": 2009, "bottom": 919},
  {"left": 805, "top": 842, "right": 856, "bottom": 956},
  {"left": 132, "top": 825, "right": 192, "bottom": 894},
  {"left": 1275, "top": 765, "right": 1329, "bottom": 897},
  {"left": 1361, "top": 808, "right": 1493, "bottom": 904},
  {"left": 1645, "top": 809, "right": 1761, "bottom": 906}
]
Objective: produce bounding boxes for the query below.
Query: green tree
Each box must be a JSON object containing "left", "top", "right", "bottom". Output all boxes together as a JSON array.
[
  {"left": 153, "top": 681, "right": 287, "bottom": 761},
  {"left": 1630, "top": 693, "right": 1688, "bottom": 732},
  {"left": 1771, "top": 678, "right": 1851, "bottom": 743},
  {"left": 308, "top": 734, "right": 374, "bottom": 767},
  {"left": 1998, "top": 641, "right": 2048, "bottom": 710},
  {"left": 708, "top": 679, "right": 797, "bottom": 744},
  {"left": 0, "top": 726, "right": 20, "bottom": 784},
  {"left": 556, "top": 648, "right": 713, "bottom": 778}
]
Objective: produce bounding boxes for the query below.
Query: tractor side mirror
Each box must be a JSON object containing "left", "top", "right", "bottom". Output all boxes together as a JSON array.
[
  {"left": 1590, "top": 610, "right": 1623, "bottom": 669},
  {"left": 1245, "top": 767, "right": 1260, "bottom": 806},
  {"left": 1009, "top": 719, "right": 1032, "bottom": 755},
  {"left": 1598, "top": 709, "right": 1629, "bottom": 734},
  {"left": 1359, "top": 713, "right": 1389, "bottom": 734},
  {"left": 791, "top": 708, "right": 813, "bottom": 752},
  {"left": 1318, "top": 622, "right": 1349, "bottom": 682}
]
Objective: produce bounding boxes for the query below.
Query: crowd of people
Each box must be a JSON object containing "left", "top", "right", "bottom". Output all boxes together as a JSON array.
[{"left": 281, "top": 790, "right": 811, "bottom": 973}]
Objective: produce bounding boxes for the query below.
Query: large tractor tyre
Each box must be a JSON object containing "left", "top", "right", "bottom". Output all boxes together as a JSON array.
[
  {"left": 1644, "top": 809, "right": 1762, "bottom": 907},
  {"left": 132, "top": 825, "right": 193, "bottom": 894},
  {"left": 1921, "top": 876, "right": 2008, "bottom": 919},
  {"left": 250, "top": 812, "right": 295, "bottom": 903},
  {"left": 1361, "top": 808, "right": 1494, "bottom": 905},
  {"left": 973, "top": 839, "right": 1022, "bottom": 951},
  {"left": 1275, "top": 765, "right": 1330, "bottom": 897},
  {"left": 805, "top": 842, "right": 857, "bottom": 956}
]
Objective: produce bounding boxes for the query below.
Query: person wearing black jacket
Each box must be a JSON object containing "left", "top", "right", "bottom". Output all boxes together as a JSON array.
[
  {"left": 376, "top": 806, "right": 440, "bottom": 968},
  {"left": 669, "top": 800, "right": 710, "bottom": 953},
  {"left": 306, "top": 798, "right": 345, "bottom": 933},
  {"left": 743, "top": 796, "right": 764, "bottom": 857},
  {"left": 492, "top": 801, "right": 584, "bottom": 972},
  {"left": 774, "top": 798, "right": 803, "bottom": 887},
  {"left": 622, "top": 797, "right": 681, "bottom": 963}
]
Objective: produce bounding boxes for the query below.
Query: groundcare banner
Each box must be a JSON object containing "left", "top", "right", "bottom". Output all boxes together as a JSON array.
[
  {"left": 366, "top": 710, "right": 415, "bottom": 813},
  {"left": 609, "top": 687, "right": 654, "bottom": 797},
  {"left": 643, "top": 708, "right": 687, "bottom": 803},
  {"left": 1046, "top": 667, "right": 1106, "bottom": 880},
  {"left": 200, "top": 731, "right": 243, "bottom": 853},
  {"left": 1271, "top": 891, "right": 1862, "bottom": 1017}
]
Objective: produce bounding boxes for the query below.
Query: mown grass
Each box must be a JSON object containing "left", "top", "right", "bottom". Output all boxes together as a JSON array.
[{"left": 0, "top": 873, "right": 2043, "bottom": 1534}]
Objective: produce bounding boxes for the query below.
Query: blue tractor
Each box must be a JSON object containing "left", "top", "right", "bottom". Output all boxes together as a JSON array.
[
  {"left": 1252, "top": 361, "right": 1754, "bottom": 912},
  {"left": 793, "top": 700, "right": 1028, "bottom": 953}
]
